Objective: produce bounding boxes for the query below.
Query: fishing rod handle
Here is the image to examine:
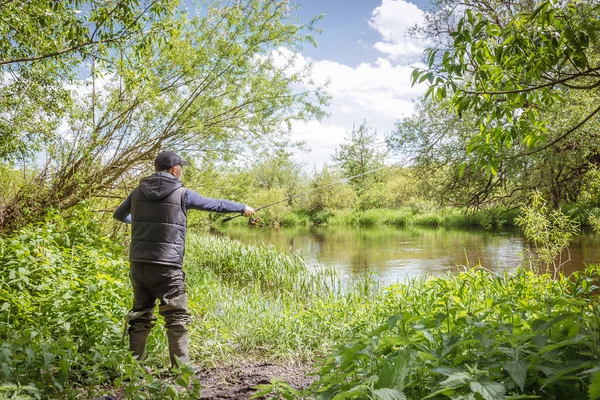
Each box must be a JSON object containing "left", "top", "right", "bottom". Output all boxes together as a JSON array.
[{"left": 221, "top": 215, "right": 238, "bottom": 223}]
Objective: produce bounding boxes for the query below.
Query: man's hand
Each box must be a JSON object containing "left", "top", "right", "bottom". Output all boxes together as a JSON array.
[{"left": 243, "top": 206, "right": 255, "bottom": 217}]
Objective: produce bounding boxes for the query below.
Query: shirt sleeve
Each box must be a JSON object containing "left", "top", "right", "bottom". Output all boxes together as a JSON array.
[
  {"left": 185, "top": 189, "right": 246, "bottom": 213},
  {"left": 113, "top": 190, "right": 134, "bottom": 223}
]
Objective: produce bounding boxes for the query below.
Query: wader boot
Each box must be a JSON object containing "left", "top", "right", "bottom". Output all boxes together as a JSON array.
[
  {"left": 126, "top": 308, "right": 156, "bottom": 361},
  {"left": 160, "top": 292, "right": 191, "bottom": 367},
  {"left": 166, "top": 325, "right": 189, "bottom": 366}
]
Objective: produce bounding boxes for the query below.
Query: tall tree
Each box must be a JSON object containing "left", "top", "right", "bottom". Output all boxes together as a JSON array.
[
  {"left": 0, "top": 0, "right": 328, "bottom": 230},
  {"left": 331, "top": 121, "right": 387, "bottom": 194},
  {"left": 0, "top": 0, "right": 178, "bottom": 160},
  {"left": 389, "top": 95, "right": 600, "bottom": 209},
  {"left": 412, "top": 0, "right": 600, "bottom": 174}
]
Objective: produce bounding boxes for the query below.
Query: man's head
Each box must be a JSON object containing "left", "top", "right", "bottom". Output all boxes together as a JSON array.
[{"left": 154, "top": 151, "right": 190, "bottom": 180}]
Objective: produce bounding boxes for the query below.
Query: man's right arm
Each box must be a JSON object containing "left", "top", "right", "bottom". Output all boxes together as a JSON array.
[{"left": 113, "top": 190, "right": 134, "bottom": 223}]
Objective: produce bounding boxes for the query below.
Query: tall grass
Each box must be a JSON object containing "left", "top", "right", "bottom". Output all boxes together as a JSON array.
[
  {"left": 216, "top": 207, "right": 519, "bottom": 230},
  {"left": 324, "top": 207, "right": 518, "bottom": 229},
  {"left": 183, "top": 234, "right": 386, "bottom": 364}
]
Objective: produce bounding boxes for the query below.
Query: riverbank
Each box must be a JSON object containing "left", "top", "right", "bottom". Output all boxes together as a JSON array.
[
  {"left": 1, "top": 211, "right": 598, "bottom": 398},
  {"left": 215, "top": 206, "right": 521, "bottom": 230},
  {"left": 214, "top": 204, "right": 600, "bottom": 232}
]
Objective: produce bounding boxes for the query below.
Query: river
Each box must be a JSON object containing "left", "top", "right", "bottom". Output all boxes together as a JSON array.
[{"left": 211, "top": 226, "right": 600, "bottom": 284}]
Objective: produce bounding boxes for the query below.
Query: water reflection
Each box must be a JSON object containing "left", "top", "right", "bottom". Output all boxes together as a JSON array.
[{"left": 210, "top": 226, "right": 600, "bottom": 284}]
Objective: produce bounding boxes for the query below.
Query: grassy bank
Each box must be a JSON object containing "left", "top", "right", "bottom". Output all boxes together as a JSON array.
[
  {"left": 2, "top": 210, "right": 599, "bottom": 398},
  {"left": 219, "top": 207, "right": 521, "bottom": 230},
  {"left": 265, "top": 266, "right": 600, "bottom": 400}
]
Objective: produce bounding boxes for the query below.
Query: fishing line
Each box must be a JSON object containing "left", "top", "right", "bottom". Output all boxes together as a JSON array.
[{"left": 221, "top": 165, "right": 391, "bottom": 223}]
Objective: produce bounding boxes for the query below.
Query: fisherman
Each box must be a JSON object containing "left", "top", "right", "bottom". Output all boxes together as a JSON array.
[{"left": 113, "top": 151, "right": 255, "bottom": 367}]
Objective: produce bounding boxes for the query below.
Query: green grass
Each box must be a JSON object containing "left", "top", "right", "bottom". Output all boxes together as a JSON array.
[
  {"left": 215, "top": 207, "right": 520, "bottom": 230},
  {"left": 184, "top": 233, "right": 385, "bottom": 364},
  {"left": 263, "top": 266, "right": 600, "bottom": 399},
  {"left": 325, "top": 207, "right": 516, "bottom": 229}
]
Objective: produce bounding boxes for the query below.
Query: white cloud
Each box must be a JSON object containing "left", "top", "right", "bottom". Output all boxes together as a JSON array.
[
  {"left": 275, "top": 48, "right": 426, "bottom": 166},
  {"left": 369, "top": 0, "right": 428, "bottom": 60},
  {"left": 289, "top": 120, "right": 348, "bottom": 168},
  {"left": 273, "top": 0, "right": 431, "bottom": 167},
  {"left": 309, "top": 57, "right": 424, "bottom": 121}
]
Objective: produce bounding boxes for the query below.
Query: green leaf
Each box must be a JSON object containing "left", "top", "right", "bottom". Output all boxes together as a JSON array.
[
  {"left": 528, "top": 2, "right": 549, "bottom": 22},
  {"left": 332, "top": 387, "right": 369, "bottom": 400},
  {"left": 469, "top": 381, "right": 506, "bottom": 400},
  {"left": 540, "top": 361, "right": 592, "bottom": 389},
  {"left": 377, "top": 356, "right": 409, "bottom": 390},
  {"left": 589, "top": 369, "right": 600, "bottom": 400},
  {"left": 504, "top": 360, "right": 527, "bottom": 391},
  {"left": 539, "top": 334, "right": 586, "bottom": 353},
  {"left": 372, "top": 388, "right": 407, "bottom": 400},
  {"left": 441, "top": 372, "right": 472, "bottom": 389}
]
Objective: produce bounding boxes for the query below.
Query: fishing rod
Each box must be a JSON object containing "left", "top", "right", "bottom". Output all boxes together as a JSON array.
[{"left": 221, "top": 165, "right": 390, "bottom": 223}]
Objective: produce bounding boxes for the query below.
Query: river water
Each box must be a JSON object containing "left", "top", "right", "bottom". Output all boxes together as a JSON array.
[{"left": 211, "top": 226, "right": 600, "bottom": 284}]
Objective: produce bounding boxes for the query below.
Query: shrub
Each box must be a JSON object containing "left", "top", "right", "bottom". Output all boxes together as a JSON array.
[{"left": 0, "top": 208, "right": 201, "bottom": 399}]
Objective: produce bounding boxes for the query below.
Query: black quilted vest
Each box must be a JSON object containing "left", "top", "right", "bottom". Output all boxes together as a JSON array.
[{"left": 129, "top": 172, "right": 187, "bottom": 268}]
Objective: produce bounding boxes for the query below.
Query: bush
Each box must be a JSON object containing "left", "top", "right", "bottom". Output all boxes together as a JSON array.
[
  {"left": 311, "top": 209, "right": 334, "bottom": 226},
  {"left": 356, "top": 183, "right": 393, "bottom": 211},
  {"left": 0, "top": 209, "right": 131, "bottom": 397},
  {"left": 280, "top": 211, "right": 310, "bottom": 227},
  {"left": 0, "top": 208, "right": 202, "bottom": 399}
]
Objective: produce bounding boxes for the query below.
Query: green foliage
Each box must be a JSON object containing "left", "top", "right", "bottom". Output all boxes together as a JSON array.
[
  {"left": 357, "top": 182, "right": 393, "bottom": 211},
  {"left": 331, "top": 121, "right": 387, "bottom": 195},
  {"left": 0, "top": 0, "right": 178, "bottom": 161},
  {"left": 0, "top": 208, "right": 201, "bottom": 398},
  {"left": 299, "top": 266, "right": 600, "bottom": 400},
  {"left": 2, "top": 0, "right": 328, "bottom": 230},
  {"left": 413, "top": 0, "right": 600, "bottom": 173},
  {"left": 308, "top": 167, "right": 356, "bottom": 213},
  {"left": 516, "top": 191, "right": 580, "bottom": 275},
  {"left": 280, "top": 211, "right": 311, "bottom": 227},
  {"left": 325, "top": 208, "right": 513, "bottom": 230}
]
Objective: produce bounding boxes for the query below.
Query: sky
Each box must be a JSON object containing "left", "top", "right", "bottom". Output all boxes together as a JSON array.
[{"left": 282, "top": 0, "right": 432, "bottom": 168}]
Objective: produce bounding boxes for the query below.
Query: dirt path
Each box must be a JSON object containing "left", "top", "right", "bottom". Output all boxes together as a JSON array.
[{"left": 198, "top": 361, "right": 314, "bottom": 399}]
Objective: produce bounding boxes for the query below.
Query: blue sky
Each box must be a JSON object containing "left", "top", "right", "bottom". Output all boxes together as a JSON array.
[
  {"left": 290, "top": 0, "right": 430, "bottom": 66},
  {"left": 275, "top": 0, "right": 432, "bottom": 167}
]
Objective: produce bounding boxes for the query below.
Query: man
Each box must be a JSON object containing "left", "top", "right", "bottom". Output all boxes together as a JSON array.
[{"left": 113, "top": 151, "right": 255, "bottom": 367}]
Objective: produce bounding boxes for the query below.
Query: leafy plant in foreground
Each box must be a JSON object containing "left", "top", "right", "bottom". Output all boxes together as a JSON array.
[{"left": 260, "top": 267, "right": 600, "bottom": 399}]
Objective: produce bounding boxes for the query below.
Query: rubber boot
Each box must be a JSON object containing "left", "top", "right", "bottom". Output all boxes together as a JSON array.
[
  {"left": 167, "top": 325, "right": 189, "bottom": 367},
  {"left": 129, "top": 330, "right": 150, "bottom": 361}
]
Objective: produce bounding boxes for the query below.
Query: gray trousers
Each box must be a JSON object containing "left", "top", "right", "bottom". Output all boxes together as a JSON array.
[{"left": 127, "top": 262, "right": 192, "bottom": 367}]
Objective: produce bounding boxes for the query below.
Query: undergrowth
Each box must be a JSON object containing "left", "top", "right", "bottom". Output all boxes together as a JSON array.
[
  {"left": 258, "top": 267, "right": 600, "bottom": 399},
  {"left": 2, "top": 207, "right": 599, "bottom": 399}
]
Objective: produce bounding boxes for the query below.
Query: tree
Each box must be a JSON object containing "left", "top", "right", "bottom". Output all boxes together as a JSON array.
[
  {"left": 308, "top": 166, "right": 355, "bottom": 213},
  {"left": 413, "top": 0, "right": 600, "bottom": 174},
  {"left": 250, "top": 150, "right": 307, "bottom": 206},
  {"left": 0, "top": 0, "right": 328, "bottom": 230},
  {"left": 331, "top": 121, "right": 387, "bottom": 195},
  {"left": 0, "top": 0, "right": 178, "bottom": 160},
  {"left": 388, "top": 92, "right": 600, "bottom": 209}
]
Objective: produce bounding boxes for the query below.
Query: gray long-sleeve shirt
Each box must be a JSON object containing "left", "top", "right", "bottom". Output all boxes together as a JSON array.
[{"left": 114, "top": 180, "right": 246, "bottom": 224}]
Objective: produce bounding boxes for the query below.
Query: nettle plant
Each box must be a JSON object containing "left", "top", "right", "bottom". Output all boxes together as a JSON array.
[{"left": 268, "top": 267, "right": 600, "bottom": 400}]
